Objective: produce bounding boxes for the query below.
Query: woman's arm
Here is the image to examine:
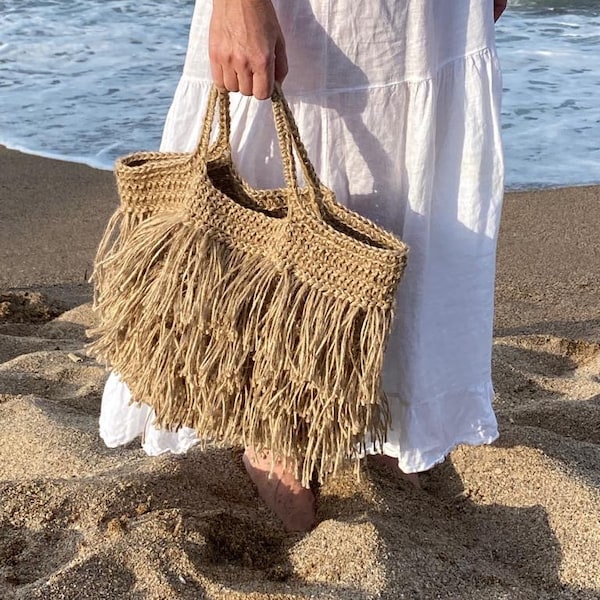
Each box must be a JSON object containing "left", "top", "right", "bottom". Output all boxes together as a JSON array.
[{"left": 209, "top": 0, "right": 288, "bottom": 99}]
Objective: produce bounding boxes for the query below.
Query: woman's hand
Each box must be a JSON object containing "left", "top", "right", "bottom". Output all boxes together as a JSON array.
[
  {"left": 494, "top": 0, "right": 507, "bottom": 22},
  {"left": 209, "top": 0, "right": 288, "bottom": 100}
]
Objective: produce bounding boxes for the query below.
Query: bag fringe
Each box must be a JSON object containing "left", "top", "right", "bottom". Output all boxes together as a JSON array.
[{"left": 89, "top": 206, "right": 392, "bottom": 486}]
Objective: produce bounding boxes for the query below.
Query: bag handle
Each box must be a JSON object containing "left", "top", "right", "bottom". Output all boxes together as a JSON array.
[
  {"left": 193, "top": 84, "right": 323, "bottom": 216},
  {"left": 270, "top": 83, "right": 322, "bottom": 194},
  {"left": 208, "top": 88, "right": 231, "bottom": 157}
]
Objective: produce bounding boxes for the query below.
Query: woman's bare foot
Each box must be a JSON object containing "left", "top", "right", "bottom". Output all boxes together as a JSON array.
[
  {"left": 370, "top": 454, "right": 422, "bottom": 489},
  {"left": 242, "top": 447, "right": 316, "bottom": 532}
]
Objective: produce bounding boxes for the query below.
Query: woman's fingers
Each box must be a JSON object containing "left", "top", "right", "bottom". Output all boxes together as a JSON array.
[
  {"left": 222, "top": 67, "right": 240, "bottom": 93},
  {"left": 252, "top": 62, "right": 274, "bottom": 100},
  {"left": 237, "top": 68, "right": 254, "bottom": 97},
  {"left": 208, "top": 43, "right": 254, "bottom": 95},
  {"left": 210, "top": 51, "right": 274, "bottom": 98},
  {"left": 210, "top": 62, "right": 225, "bottom": 92},
  {"left": 209, "top": 0, "right": 287, "bottom": 99}
]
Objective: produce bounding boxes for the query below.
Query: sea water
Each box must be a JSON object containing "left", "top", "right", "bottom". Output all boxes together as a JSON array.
[
  {"left": 499, "top": 0, "right": 600, "bottom": 188},
  {"left": 0, "top": 0, "right": 598, "bottom": 189}
]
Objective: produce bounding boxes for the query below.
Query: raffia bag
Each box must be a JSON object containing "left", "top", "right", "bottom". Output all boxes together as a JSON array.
[{"left": 88, "top": 85, "right": 408, "bottom": 485}]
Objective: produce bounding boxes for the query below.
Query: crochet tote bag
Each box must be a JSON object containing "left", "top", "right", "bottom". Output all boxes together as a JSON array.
[{"left": 88, "top": 85, "right": 409, "bottom": 485}]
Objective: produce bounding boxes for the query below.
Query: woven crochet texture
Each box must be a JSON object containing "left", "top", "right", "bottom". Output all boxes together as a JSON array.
[{"left": 87, "top": 85, "right": 409, "bottom": 486}]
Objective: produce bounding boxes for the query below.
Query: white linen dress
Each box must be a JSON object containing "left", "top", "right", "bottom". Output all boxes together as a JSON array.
[{"left": 99, "top": 0, "right": 504, "bottom": 474}]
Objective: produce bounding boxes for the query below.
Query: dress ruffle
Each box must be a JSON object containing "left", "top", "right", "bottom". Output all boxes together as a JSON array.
[{"left": 100, "top": 372, "right": 498, "bottom": 473}]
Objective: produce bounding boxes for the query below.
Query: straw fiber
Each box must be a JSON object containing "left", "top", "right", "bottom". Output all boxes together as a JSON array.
[{"left": 87, "top": 86, "right": 409, "bottom": 486}]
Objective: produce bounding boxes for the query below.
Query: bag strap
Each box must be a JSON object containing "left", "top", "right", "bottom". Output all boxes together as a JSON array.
[
  {"left": 193, "top": 85, "right": 323, "bottom": 217},
  {"left": 196, "top": 86, "right": 230, "bottom": 158},
  {"left": 271, "top": 83, "right": 322, "bottom": 193}
]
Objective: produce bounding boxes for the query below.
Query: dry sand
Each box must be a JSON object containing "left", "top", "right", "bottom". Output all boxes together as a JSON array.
[{"left": 0, "top": 145, "right": 599, "bottom": 599}]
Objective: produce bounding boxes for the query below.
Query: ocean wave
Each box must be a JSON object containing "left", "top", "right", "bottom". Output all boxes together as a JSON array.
[{"left": 1, "top": 0, "right": 599, "bottom": 189}]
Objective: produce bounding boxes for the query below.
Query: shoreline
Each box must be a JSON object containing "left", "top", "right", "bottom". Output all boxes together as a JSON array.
[
  {"left": 3, "top": 142, "right": 600, "bottom": 194},
  {"left": 0, "top": 142, "right": 115, "bottom": 173},
  {"left": 1, "top": 144, "right": 599, "bottom": 600}
]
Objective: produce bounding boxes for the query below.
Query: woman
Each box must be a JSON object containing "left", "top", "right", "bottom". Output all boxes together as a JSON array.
[{"left": 100, "top": 0, "right": 508, "bottom": 532}]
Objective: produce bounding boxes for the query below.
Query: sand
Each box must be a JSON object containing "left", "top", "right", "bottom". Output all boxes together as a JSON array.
[{"left": 0, "top": 145, "right": 598, "bottom": 599}]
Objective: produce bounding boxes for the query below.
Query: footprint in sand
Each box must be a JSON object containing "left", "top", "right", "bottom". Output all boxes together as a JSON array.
[
  {"left": 0, "top": 350, "right": 104, "bottom": 412},
  {"left": 0, "top": 292, "right": 62, "bottom": 325},
  {"left": 0, "top": 525, "right": 81, "bottom": 588},
  {"left": 494, "top": 334, "right": 600, "bottom": 378},
  {"left": 493, "top": 335, "right": 600, "bottom": 445}
]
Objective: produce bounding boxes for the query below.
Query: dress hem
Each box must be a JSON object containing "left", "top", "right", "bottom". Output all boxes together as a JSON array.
[
  {"left": 364, "top": 427, "right": 500, "bottom": 474},
  {"left": 100, "top": 425, "right": 499, "bottom": 475}
]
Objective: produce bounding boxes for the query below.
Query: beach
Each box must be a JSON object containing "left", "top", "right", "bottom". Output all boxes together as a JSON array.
[{"left": 1, "top": 144, "right": 599, "bottom": 599}]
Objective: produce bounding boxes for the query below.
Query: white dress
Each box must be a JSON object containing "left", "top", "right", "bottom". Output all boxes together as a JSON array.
[{"left": 99, "top": 0, "right": 504, "bottom": 474}]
